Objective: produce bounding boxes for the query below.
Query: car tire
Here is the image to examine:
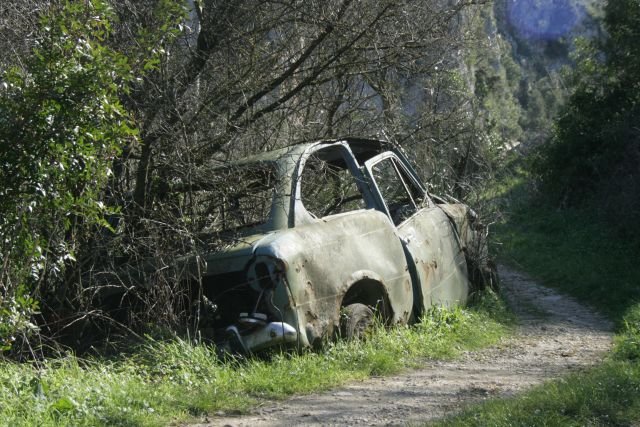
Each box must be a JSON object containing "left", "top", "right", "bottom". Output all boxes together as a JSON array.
[{"left": 340, "top": 303, "right": 375, "bottom": 340}]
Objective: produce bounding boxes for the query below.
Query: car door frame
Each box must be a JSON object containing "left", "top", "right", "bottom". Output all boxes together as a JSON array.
[{"left": 363, "top": 151, "right": 469, "bottom": 317}]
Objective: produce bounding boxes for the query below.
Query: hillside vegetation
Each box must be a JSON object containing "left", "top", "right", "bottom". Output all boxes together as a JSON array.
[
  {"left": 433, "top": 164, "right": 640, "bottom": 425},
  {"left": 533, "top": 0, "right": 640, "bottom": 238},
  {"left": 437, "top": 2, "right": 640, "bottom": 423}
]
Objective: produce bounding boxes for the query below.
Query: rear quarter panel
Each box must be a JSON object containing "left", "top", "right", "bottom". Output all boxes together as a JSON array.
[{"left": 255, "top": 209, "right": 413, "bottom": 347}]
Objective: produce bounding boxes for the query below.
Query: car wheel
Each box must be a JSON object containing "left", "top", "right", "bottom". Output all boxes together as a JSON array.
[{"left": 340, "top": 303, "right": 375, "bottom": 340}]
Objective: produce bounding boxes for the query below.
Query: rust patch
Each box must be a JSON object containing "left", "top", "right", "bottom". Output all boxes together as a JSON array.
[{"left": 420, "top": 260, "right": 434, "bottom": 292}]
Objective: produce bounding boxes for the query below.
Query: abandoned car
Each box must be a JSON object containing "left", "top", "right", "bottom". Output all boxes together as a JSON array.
[{"left": 169, "top": 138, "right": 489, "bottom": 353}]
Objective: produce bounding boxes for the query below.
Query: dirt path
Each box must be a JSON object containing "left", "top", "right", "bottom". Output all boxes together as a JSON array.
[{"left": 203, "top": 265, "right": 614, "bottom": 426}]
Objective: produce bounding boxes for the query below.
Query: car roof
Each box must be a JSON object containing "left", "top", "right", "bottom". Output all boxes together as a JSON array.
[
  {"left": 179, "top": 138, "right": 397, "bottom": 188},
  {"left": 230, "top": 138, "right": 389, "bottom": 166}
]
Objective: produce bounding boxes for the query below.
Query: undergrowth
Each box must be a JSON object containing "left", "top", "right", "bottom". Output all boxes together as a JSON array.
[{"left": 0, "top": 292, "right": 511, "bottom": 427}]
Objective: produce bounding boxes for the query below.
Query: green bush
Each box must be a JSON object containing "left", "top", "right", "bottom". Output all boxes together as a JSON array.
[
  {"left": 0, "top": 0, "right": 135, "bottom": 352},
  {"left": 533, "top": 0, "right": 640, "bottom": 212},
  {"left": 0, "top": 0, "right": 185, "bottom": 354}
]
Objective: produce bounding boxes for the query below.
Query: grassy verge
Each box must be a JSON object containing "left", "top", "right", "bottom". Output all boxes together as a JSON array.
[
  {"left": 435, "top": 360, "right": 640, "bottom": 426},
  {"left": 433, "top": 172, "right": 640, "bottom": 426},
  {"left": 0, "top": 292, "right": 511, "bottom": 427}
]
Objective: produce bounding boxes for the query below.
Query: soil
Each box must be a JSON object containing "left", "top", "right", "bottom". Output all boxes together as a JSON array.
[{"left": 198, "top": 265, "right": 614, "bottom": 427}]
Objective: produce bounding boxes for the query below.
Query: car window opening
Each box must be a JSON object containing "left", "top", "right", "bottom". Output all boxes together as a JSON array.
[
  {"left": 300, "top": 148, "right": 367, "bottom": 218},
  {"left": 372, "top": 157, "right": 425, "bottom": 225}
]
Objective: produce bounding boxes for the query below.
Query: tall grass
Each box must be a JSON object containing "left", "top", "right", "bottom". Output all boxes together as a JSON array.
[{"left": 0, "top": 293, "right": 511, "bottom": 427}]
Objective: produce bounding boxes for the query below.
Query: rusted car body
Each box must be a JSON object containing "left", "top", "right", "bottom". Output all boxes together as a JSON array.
[{"left": 183, "top": 138, "right": 481, "bottom": 352}]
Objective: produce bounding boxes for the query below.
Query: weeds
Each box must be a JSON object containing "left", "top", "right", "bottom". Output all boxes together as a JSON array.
[{"left": 613, "top": 305, "right": 640, "bottom": 362}]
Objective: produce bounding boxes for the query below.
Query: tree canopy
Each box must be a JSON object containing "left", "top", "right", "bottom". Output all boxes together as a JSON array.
[{"left": 535, "top": 0, "right": 640, "bottom": 217}]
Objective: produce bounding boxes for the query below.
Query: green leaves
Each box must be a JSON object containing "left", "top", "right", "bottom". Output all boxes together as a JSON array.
[
  {"left": 534, "top": 0, "right": 640, "bottom": 205},
  {"left": 0, "top": 286, "right": 40, "bottom": 351},
  {"left": 50, "top": 397, "right": 78, "bottom": 414},
  {"left": 0, "top": 0, "right": 138, "bottom": 352}
]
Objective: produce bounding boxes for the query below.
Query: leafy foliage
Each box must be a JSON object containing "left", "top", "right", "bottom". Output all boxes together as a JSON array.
[
  {"left": 0, "top": 1, "right": 136, "bottom": 352},
  {"left": 534, "top": 0, "right": 640, "bottom": 218}
]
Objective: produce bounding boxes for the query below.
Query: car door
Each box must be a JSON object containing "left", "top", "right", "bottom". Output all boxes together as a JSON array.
[{"left": 364, "top": 152, "right": 468, "bottom": 315}]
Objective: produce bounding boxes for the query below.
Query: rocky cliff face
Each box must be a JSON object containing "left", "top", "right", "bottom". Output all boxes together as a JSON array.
[{"left": 467, "top": 0, "right": 603, "bottom": 150}]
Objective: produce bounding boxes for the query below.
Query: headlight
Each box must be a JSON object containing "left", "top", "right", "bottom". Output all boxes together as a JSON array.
[{"left": 247, "top": 256, "right": 287, "bottom": 291}]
